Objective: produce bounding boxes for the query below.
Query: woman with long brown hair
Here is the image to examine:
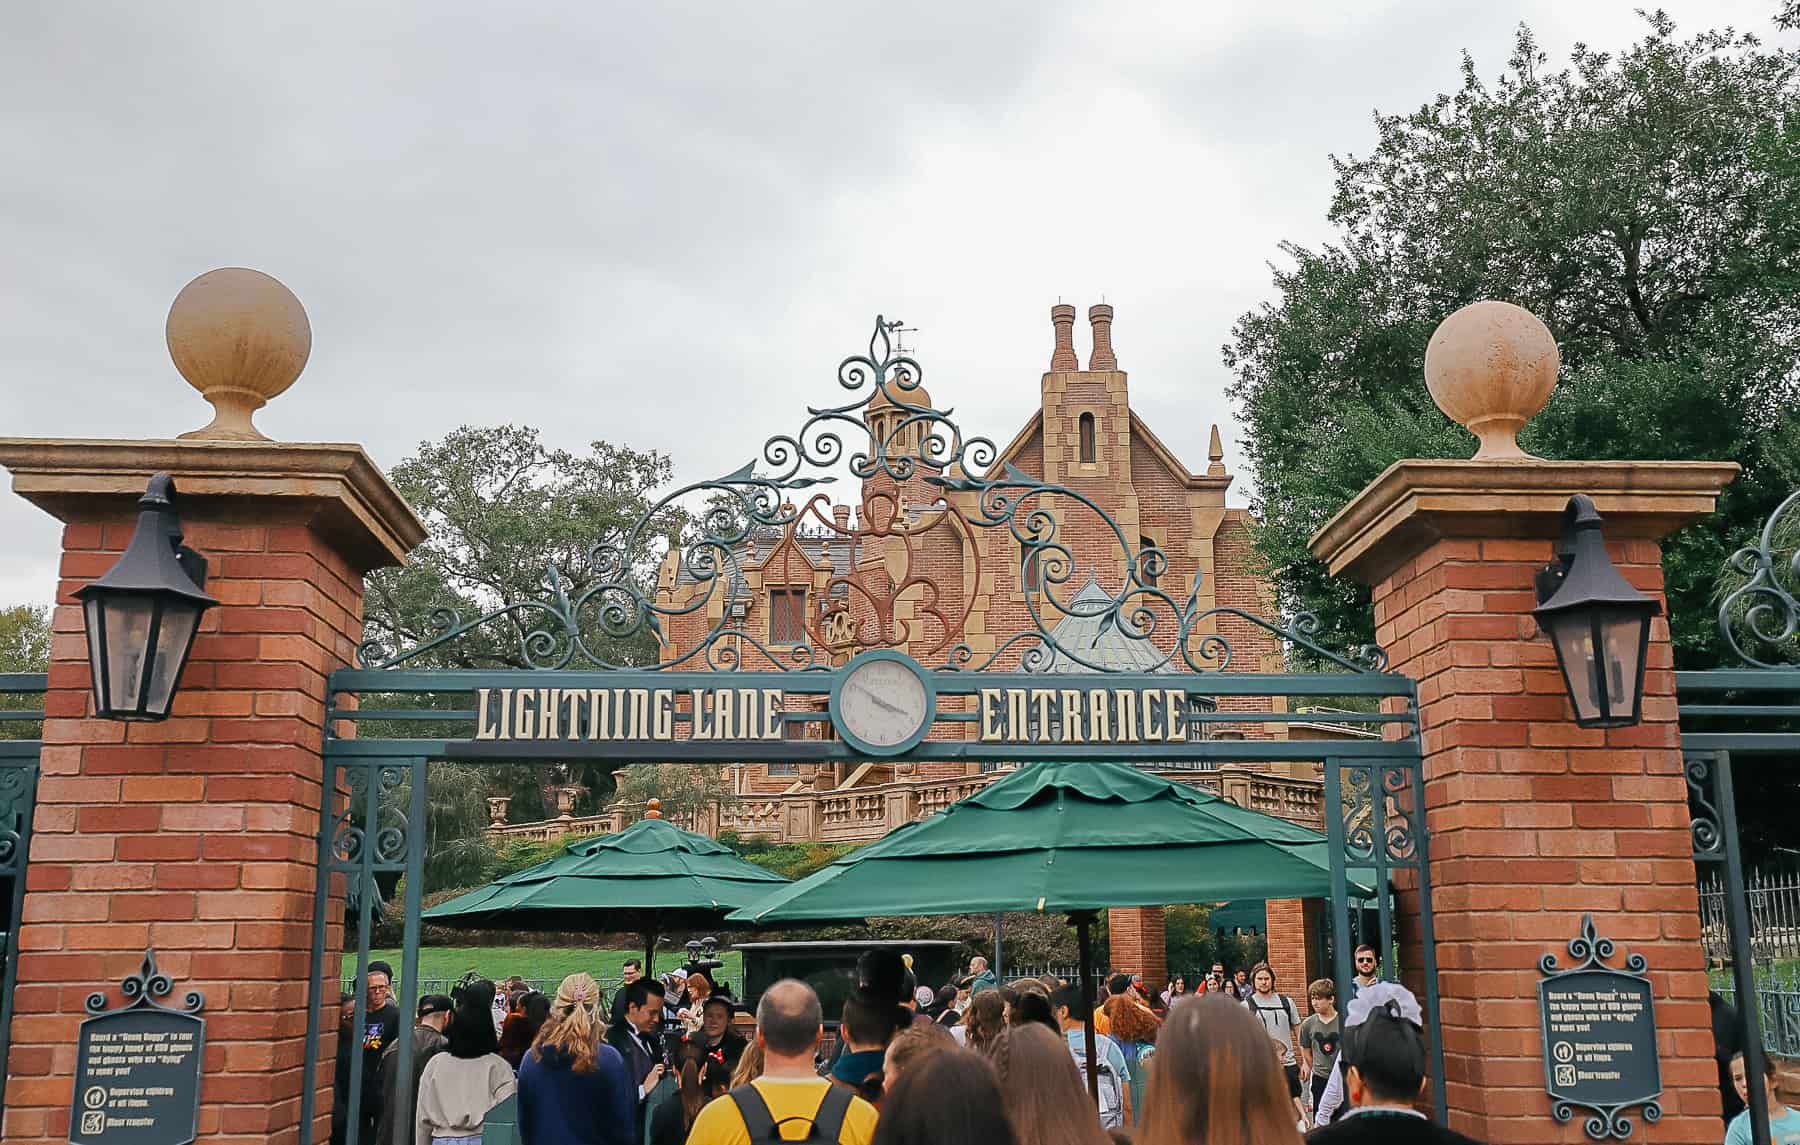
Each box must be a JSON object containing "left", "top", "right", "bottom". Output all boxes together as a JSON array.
[
  {"left": 1136, "top": 993, "right": 1303, "bottom": 1145},
  {"left": 961, "top": 989, "right": 1006, "bottom": 1056},
  {"left": 872, "top": 1048, "right": 1017, "bottom": 1145},
  {"left": 516, "top": 973, "right": 637, "bottom": 1145},
  {"left": 989, "top": 1023, "right": 1112, "bottom": 1145}
]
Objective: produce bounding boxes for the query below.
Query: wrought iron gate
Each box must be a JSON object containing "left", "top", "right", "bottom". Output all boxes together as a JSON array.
[
  {"left": 1678, "top": 487, "right": 1800, "bottom": 1145},
  {"left": 0, "top": 671, "right": 44, "bottom": 1132},
  {"left": 303, "top": 317, "right": 1442, "bottom": 1141}
]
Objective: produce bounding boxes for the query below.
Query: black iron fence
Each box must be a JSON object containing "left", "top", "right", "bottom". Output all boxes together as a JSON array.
[{"left": 1702, "top": 870, "right": 1800, "bottom": 1056}]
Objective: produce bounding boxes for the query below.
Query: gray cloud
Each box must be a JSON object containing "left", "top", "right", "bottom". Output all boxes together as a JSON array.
[{"left": 0, "top": 0, "right": 1784, "bottom": 605}]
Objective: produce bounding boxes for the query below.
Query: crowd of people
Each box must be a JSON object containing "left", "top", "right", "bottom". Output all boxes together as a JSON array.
[{"left": 331, "top": 944, "right": 1497, "bottom": 1145}]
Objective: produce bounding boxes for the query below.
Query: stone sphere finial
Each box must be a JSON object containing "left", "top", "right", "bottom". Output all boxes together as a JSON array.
[
  {"left": 166, "top": 267, "right": 311, "bottom": 441},
  {"left": 645, "top": 798, "right": 663, "bottom": 820},
  {"left": 1424, "top": 300, "right": 1559, "bottom": 460}
]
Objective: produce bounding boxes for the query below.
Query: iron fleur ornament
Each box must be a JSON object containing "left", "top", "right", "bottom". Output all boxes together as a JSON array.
[
  {"left": 1537, "top": 915, "right": 1661, "bottom": 1141},
  {"left": 358, "top": 316, "right": 1387, "bottom": 677}
]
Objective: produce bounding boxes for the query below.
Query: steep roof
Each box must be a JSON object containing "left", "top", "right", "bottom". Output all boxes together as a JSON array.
[{"left": 1039, "top": 578, "right": 1172, "bottom": 673}]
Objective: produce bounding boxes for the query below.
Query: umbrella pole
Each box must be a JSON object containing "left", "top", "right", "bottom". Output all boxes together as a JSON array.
[
  {"left": 1075, "top": 911, "right": 1099, "bottom": 1108},
  {"left": 644, "top": 925, "right": 657, "bottom": 976}
]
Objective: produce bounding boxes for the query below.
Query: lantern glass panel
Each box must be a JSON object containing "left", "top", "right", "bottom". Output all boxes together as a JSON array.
[
  {"left": 1598, "top": 608, "right": 1646, "bottom": 723},
  {"left": 1546, "top": 611, "right": 1601, "bottom": 723},
  {"left": 101, "top": 592, "right": 159, "bottom": 713},
  {"left": 143, "top": 598, "right": 202, "bottom": 716},
  {"left": 82, "top": 596, "right": 107, "bottom": 709}
]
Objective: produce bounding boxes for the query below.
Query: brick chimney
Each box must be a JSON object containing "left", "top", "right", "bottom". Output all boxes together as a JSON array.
[
  {"left": 831, "top": 504, "right": 852, "bottom": 531},
  {"left": 1088, "top": 303, "right": 1117, "bottom": 371},
  {"left": 1050, "top": 303, "right": 1078, "bottom": 371}
]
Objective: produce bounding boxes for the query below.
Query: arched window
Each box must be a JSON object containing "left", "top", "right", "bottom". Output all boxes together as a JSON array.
[
  {"left": 1023, "top": 548, "right": 1043, "bottom": 592},
  {"left": 1139, "top": 536, "right": 1159, "bottom": 587},
  {"left": 1078, "top": 412, "right": 1096, "bottom": 463}
]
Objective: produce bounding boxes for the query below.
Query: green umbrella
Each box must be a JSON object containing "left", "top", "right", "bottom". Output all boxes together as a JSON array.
[
  {"left": 426, "top": 815, "right": 790, "bottom": 972},
  {"left": 728, "top": 761, "right": 1373, "bottom": 1105},
  {"left": 730, "top": 761, "right": 1368, "bottom": 922}
]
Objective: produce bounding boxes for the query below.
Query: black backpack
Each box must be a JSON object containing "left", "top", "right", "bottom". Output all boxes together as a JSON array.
[{"left": 728, "top": 1083, "right": 854, "bottom": 1145}]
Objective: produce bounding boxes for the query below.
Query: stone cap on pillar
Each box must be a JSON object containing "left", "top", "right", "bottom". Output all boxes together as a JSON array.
[
  {"left": 0, "top": 437, "right": 425, "bottom": 572},
  {"left": 1310, "top": 458, "right": 1739, "bottom": 585}
]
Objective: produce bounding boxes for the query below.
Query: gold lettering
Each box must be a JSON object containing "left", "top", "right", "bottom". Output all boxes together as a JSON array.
[
  {"left": 654, "top": 690, "right": 674, "bottom": 739},
  {"left": 1143, "top": 692, "right": 1162, "bottom": 741},
  {"left": 590, "top": 689, "right": 610, "bottom": 740},
  {"left": 628, "top": 689, "right": 649, "bottom": 739},
  {"left": 475, "top": 689, "right": 496, "bottom": 740},
  {"left": 1031, "top": 690, "right": 1055, "bottom": 743},
  {"left": 1113, "top": 690, "right": 1136, "bottom": 743},
  {"left": 1086, "top": 689, "right": 1109, "bottom": 742},
  {"left": 691, "top": 689, "right": 710, "bottom": 739},
  {"left": 739, "top": 690, "right": 759, "bottom": 738},
  {"left": 717, "top": 688, "right": 735, "bottom": 739},
  {"left": 612, "top": 690, "right": 627, "bottom": 739},
  {"left": 564, "top": 690, "right": 583, "bottom": 739},
  {"left": 763, "top": 690, "right": 783, "bottom": 739},
  {"left": 980, "top": 690, "right": 1002, "bottom": 742},
  {"left": 538, "top": 689, "right": 559, "bottom": 740},
  {"left": 1006, "top": 690, "right": 1027, "bottom": 741},
  {"left": 514, "top": 689, "right": 535, "bottom": 740},
  {"left": 1165, "top": 690, "right": 1185, "bottom": 743},
  {"left": 1059, "top": 690, "right": 1083, "bottom": 744},
  {"left": 496, "top": 688, "right": 512, "bottom": 739}
]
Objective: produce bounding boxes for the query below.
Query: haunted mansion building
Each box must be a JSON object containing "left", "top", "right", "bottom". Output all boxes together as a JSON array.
[{"left": 485, "top": 304, "right": 1363, "bottom": 849}]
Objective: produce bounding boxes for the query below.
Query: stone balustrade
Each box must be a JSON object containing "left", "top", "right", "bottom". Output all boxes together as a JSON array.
[{"left": 483, "top": 765, "right": 1325, "bottom": 846}]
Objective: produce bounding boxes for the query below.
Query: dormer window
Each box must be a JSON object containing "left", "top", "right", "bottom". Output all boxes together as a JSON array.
[{"left": 1078, "top": 412, "right": 1096, "bottom": 463}]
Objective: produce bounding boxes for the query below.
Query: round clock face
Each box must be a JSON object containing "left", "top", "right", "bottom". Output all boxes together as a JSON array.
[{"left": 835, "top": 656, "right": 932, "bottom": 753}]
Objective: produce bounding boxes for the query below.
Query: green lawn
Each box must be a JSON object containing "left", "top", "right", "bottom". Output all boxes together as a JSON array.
[{"left": 340, "top": 946, "right": 743, "bottom": 989}]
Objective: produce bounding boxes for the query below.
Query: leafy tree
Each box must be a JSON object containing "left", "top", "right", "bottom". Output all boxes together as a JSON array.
[
  {"left": 0, "top": 605, "right": 49, "bottom": 672},
  {"left": 1227, "top": 8, "right": 1800, "bottom": 669},
  {"left": 0, "top": 605, "right": 49, "bottom": 741},
  {"left": 610, "top": 763, "right": 738, "bottom": 827},
  {"left": 364, "top": 425, "right": 685, "bottom": 820}
]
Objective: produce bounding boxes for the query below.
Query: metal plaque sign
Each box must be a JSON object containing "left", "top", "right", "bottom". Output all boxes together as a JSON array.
[
  {"left": 1537, "top": 915, "right": 1661, "bottom": 1140},
  {"left": 69, "top": 950, "right": 205, "bottom": 1145}
]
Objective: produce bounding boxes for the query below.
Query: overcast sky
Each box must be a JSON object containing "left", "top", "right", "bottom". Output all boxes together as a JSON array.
[{"left": 0, "top": 0, "right": 1785, "bottom": 607}]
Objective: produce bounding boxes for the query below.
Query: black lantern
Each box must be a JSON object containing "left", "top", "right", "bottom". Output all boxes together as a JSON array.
[
  {"left": 1532, "top": 494, "right": 1659, "bottom": 728},
  {"left": 75, "top": 473, "right": 217, "bottom": 721}
]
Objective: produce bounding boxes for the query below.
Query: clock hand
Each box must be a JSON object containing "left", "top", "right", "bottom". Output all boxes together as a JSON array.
[{"left": 854, "top": 686, "right": 907, "bottom": 716}]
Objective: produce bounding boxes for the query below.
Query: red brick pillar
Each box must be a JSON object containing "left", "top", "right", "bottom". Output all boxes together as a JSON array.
[
  {"left": 1313, "top": 456, "right": 1735, "bottom": 1144},
  {"left": 0, "top": 439, "right": 420, "bottom": 1145},
  {"left": 1265, "top": 897, "right": 1321, "bottom": 993},
  {"left": 1106, "top": 906, "right": 1166, "bottom": 989}
]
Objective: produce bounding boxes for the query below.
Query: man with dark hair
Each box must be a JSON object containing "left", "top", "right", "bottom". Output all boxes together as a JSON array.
[
  {"left": 1349, "top": 944, "right": 1383, "bottom": 999},
  {"left": 1051, "top": 983, "right": 1131, "bottom": 1128},
  {"left": 1305, "top": 983, "right": 1479, "bottom": 1144},
  {"left": 687, "top": 979, "right": 878, "bottom": 1145},
  {"left": 608, "top": 976, "right": 668, "bottom": 1131},
  {"left": 611, "top": 957, "right": 644, "bottom": 1022},
  {"left": 830, "top": 991, "right": 893, "bottom": 1098},
  {"left": 376, "top": 994, "right": 452, "bottom": 1145}
]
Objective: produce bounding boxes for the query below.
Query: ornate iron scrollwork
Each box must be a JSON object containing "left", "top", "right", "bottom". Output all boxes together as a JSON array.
[
  {"left": 85, "top": 948, "right": 205, "bottom": 1019},
  {"left": 360, "top": 316, "right": 1389, "bottom": 676},
  {"left": 1684, "top": 752, "right": 1724, "bottom": 859},
  {"left": 1720, "top": 488, "right": 1800, "bottom": 667}
]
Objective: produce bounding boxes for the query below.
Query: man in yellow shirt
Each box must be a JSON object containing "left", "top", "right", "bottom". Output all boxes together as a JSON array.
[{"left": 686, "top": 979, "right": 879, "bottom": 1145}]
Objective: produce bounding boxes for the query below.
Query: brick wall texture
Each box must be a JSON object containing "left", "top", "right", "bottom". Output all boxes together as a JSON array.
[
  {"left": 5, "top": 505, "right": 363, "bottom": 1145},
  {"left": 1376, "top": 535, "right": 1715, "bottom": 1143}
]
